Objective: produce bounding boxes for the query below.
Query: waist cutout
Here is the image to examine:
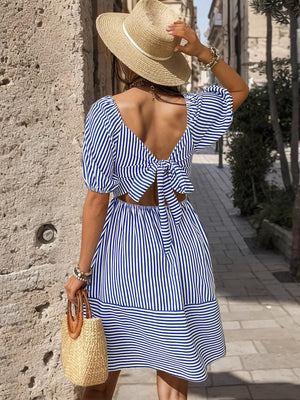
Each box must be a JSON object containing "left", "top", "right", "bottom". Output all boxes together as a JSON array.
[{"left": 117, "top": 191, "right": 186, "bottom": 207}]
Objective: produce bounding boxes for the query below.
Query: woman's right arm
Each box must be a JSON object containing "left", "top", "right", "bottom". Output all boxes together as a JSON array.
[
  {"left": 64, "top": 190, "right": 109, "bottom": 306},
  {"left": 194, "top": 48, "right": 249, "bottom": 112},
  {"left": 166, "top": 21, "right": 249, "bottom": 112}
]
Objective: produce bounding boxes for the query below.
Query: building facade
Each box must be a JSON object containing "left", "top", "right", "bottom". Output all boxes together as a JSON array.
[
  {"left": 1, "top": 1, "right": 200, "bottom": 399},
  {"left": 207, "top": 0, "right": 291, "bottom": 87}
]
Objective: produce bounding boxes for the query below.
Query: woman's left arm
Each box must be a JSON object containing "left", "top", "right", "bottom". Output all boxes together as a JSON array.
[
  {"left": 166, "top": 21, "right": 249, "bottom": 112},
  {"left": 64, "top": 190, "right": 109, "bottom": 305}
]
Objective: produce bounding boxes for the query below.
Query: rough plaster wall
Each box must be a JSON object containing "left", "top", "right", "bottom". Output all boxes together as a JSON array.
[
  {"left": 93, "top": 1, "right": 114, "bottom": 99},
  {"left": 0, "top": 0, "right": 94, "bottom": 398}
]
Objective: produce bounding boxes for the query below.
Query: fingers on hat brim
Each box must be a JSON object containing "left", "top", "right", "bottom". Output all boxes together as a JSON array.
[{"left": 96, "top": 13, "right": 191, "bottom": 86}]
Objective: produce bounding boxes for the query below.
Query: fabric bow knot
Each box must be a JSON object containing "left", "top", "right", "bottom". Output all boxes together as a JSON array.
[{"left": 127, "top": 159, "right": 194, "bottom": 253}]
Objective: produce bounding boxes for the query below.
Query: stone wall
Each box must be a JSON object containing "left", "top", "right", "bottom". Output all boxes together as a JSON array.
[
  {"left": 260, "top": 219, "right": 292, "bottom": 262},
  {"left": 0, "top": 0, "right": 95, "bottom": 398}
]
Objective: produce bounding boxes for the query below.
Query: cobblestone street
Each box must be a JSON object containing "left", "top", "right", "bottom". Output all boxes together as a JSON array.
[{"left": 112, "top": 146, "right": 300, "bottom": 400}]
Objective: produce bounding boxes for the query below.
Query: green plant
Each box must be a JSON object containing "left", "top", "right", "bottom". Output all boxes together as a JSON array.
[
  {"left": 226, "top": 67, "right": 294, "bottom": 217},
  {"left": 225, "top": 131, "right": 276, "bottom": 216},
  {"left": 256, "top": 228, "right": 274, "bottom": 249},
  {"left": 252, "top": 184, "right": 294, "bottom": 230},
  {"left": 249, "top": 58, "right": 294, "bottom": 144}
]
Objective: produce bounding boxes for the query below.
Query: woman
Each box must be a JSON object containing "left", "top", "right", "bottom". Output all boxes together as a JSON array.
[{"left": 64, "top": 0, "right": 249, "bottom": 399}]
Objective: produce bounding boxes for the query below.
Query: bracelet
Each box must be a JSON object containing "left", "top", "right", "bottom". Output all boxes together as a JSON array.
[
  {"left": 198, "top": 47, "right": 220, "bottom": 70},
  {"left": 77, "top": 264, "right": 92, "bottom": 276},
  {"left": 73, "top": 268, "right": 91, "bottom": 283},
  {"left": 73, "top": 270, "right": 90, "bottom": 283},
  {"left": 73, "top": 264, "right": 92, "bottom": 283}
]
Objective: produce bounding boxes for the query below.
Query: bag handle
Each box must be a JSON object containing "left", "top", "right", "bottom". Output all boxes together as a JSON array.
[{"left": 66, "top": 288, "right": 92, "bottom": 339}]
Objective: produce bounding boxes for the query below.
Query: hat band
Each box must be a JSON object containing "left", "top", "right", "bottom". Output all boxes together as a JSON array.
[{"left": 122, "top": 22, "right": 172, "bottom": 62}]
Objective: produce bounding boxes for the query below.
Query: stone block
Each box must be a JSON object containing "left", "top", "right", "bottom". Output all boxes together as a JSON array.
[
  {"left": 222, "top": 321, "right": 241, "bottom": 330},
  {"left": 293, "top": 368, "right": 300, "bottom": 378},
  {"left": 207, "top": 384, "right": 252, "bottom": 399},
  {"left": 224, "top": 328, "right": 293, "bottom": 342},
  {"left": 260, "top": 340, "right": 300, "bottom": 354},
  {"left": 282, "top": 304, "right": 300, "bottom": 316},
  {"left": 253, "top": 341, "right": 268, "bottom": 354},
  {"left": 248, "top": 383, "right": 300, "bottom": 400},
  {"left": 222, "top": 310, "right": 274, "bottom": 321},
  {"left": 273, "top": 315, "right": 299, "bottom": 328},
  {"left": 241, "top": 319, "right": 280, "bottom": 329},
  {"left": 283, "top": 283, "right": 300, "bottom": 297},
  {"left": 118, "top": 368, "right": 156, "bottom": 384},
  {"left": 226, "top": 341, "right": 258, "bottom": 356},
  {"left": 212, "top": 370, "right": 253, "bottom": 386},
  {"left": 188, "top": 385, "right": 207, "bottom": 399},
  {"left": 209, "top": 356, "right": 243, "bottom": 372},
  {"left": 242, "top": 353, "right": 300, "bottom": 370},
  {"left": 113, "top": 384, "right": 158, "bottom": 400},
  {"left": 228, "top": 303, "right": 264, "bottom": 312},
  {"left": 260, "top": 219, "right": 292, "bottom": 261},
  {"left": 251, "top": 369, "right": 299, "bottom": 384}
]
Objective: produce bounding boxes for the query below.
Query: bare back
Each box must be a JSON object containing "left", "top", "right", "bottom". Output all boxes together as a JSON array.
[{"left": 113, "top": 87, "right": 188, "bottom": 206}]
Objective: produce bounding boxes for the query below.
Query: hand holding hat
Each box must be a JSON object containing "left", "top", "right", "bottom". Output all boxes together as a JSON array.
[
  {"left": 166, "top": 21, "right": 208, "bottom": 60},
  {"left": 96, "top": 0, "right": 192, "bottom": 86},
  {"left": 167, "top": 20, "right": 221, "bottom": 70}
]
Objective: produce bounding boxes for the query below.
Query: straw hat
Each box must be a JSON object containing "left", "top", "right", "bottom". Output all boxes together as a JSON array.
[{"left": 95, "top": 0, "right": 191, "bottom": 86}]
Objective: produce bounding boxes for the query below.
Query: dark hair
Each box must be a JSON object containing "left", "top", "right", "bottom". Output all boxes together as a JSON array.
[{"left": 112, "top": 55, "right": 186, "bottom": 106}]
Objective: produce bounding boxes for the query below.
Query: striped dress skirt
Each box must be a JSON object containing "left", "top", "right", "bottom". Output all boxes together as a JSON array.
[{"left": 83, "top": 195, "right": 225, "bottom": 382}]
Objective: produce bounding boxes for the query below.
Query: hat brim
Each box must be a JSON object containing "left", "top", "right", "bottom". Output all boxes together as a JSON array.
[{"left": 96, "top": 13, "right": 191, "bottom": 87}]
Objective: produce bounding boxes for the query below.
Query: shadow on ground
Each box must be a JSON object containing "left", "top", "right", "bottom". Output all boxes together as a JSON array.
[{"left": 189, "top": 372, "right": 300, "bottom": 400}]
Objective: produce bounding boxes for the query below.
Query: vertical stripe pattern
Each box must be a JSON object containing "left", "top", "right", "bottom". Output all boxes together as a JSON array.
[{"left": 82, "top": 85, "right": 233, "bottom": 381}]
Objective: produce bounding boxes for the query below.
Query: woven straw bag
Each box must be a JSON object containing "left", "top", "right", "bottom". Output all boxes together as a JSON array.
[{"left": 61, "top": 288, "right": 108, "bottom": 386}]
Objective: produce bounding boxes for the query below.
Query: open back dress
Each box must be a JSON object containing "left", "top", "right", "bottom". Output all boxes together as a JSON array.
[{"left": 82, "top": 85, "right": 233, "bottom": 382}]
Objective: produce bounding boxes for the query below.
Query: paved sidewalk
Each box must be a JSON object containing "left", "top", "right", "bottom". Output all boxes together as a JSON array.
[{"left": 112, "top": 147, "right": 300, "bottom": 400}]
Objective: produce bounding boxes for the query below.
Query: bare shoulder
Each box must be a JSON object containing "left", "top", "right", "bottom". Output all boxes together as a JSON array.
[{"left": 112, "top": 90, "right": 140, "bottom": 115}]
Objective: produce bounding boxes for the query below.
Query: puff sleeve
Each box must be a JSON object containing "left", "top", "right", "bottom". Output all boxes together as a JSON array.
[
  {"left": 192, "top": 85, "right": 233, "bottom": 152},
  {"left": 82, "top": 99, "right": 118, "bottom": 193}
]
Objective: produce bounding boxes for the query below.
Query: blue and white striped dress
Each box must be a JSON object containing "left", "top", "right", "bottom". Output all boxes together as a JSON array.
[{"left": 82, "top": 85, "right": 233, "bottom": 382}]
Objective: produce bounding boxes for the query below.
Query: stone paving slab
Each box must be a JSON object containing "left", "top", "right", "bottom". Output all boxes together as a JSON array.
[
  {"left": 206, "top": 385, "right": 253, "bottom": 399},
  {"left": 114, "top": 383, "right": 158, "bottom": 400},
  {"left": 226, "top": 341, "right": 258, "bottom": 356},
  {"left": 112, "top": 148, "right": 300, "bottom": 399},
  {"left": 224, "top": 328, "right": 296, "bottom": 342},
  {"left": 212, "top": 371, "right": 253, "bottom": 386},
  {"left": 250, "top": 369, "right": 299, "bottom": 384},
  {"left": 242, "top": 353, "right": 300, "bottom": 370},
  {"left": 248, "top": 383, "right": 300, "bottom": 400}
]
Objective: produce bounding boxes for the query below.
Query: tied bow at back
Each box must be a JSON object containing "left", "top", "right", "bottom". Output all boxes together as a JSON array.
[{"left": 128, "top": 160, "right": 194, "bottom": 253}]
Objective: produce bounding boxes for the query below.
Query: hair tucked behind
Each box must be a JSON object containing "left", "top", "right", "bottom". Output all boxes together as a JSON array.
[{"left": 112, "top": 56, "right": 186, "bottom": 106}]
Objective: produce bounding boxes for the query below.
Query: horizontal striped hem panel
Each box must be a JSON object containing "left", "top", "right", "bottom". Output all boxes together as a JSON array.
[{"left": 83, "top": 297, "right": 226, "bottom": 382}]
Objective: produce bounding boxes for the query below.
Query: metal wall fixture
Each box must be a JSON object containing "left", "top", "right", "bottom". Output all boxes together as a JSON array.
[{"left": 36, "top": 224, "right": 57, "bottom": 244}]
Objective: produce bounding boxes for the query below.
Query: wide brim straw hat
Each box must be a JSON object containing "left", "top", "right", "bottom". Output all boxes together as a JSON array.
[{"left": 96, "top": 0, "right": 191, "bottom": 86}]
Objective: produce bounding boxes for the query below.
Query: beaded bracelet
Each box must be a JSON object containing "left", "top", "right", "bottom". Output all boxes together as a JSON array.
[
  {"left": 198, "top": 47, "right": 220, "bottom": 71},
  {"left": 73, "top": 264, "right": 92, "bottom": 283}
]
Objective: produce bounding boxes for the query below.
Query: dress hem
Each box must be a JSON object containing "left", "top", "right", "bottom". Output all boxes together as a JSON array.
[
  {"left": 105, "top": 349, "right": 226, "bottom": 383},
  {"left": 84, "top": 297, "right": 226, "bottom": 383}
]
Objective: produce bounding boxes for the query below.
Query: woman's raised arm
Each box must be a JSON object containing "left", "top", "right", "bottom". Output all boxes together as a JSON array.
[{"left": 166, "top": 21, "right": 249, "bottom": 112}]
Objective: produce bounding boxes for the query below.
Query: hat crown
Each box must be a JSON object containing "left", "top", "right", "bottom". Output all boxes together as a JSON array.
[{"left": 123, "top": 0, "right": 181, "bottom": 61}]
